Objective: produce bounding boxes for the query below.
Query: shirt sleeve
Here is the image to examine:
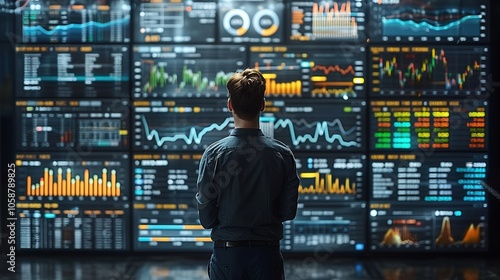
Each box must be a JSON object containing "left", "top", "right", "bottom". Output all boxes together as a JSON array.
[
  {"left": 278, "top": 151, "right": 300, "bottom": 222},
  {"left": 196, "top": 151, "right": 219, "bottom": 229}
]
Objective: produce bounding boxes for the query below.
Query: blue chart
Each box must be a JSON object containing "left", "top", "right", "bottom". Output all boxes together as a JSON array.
[
  {"left": 19, "top": 0, "right": 131, "bottom": 43},
  {"left": 133, "top": 99, "right": 233, "bottom": 151},
  {"left": 368, "top": 0, "right": 489, "bottom": 42},
  {"left": 265, "top": 100, "right": 365, "bottom": 151}
]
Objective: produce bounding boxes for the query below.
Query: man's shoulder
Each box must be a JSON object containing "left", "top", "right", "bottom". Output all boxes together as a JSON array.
[{"left": 263, "top": 137, "right": 294, "bottom": 154}]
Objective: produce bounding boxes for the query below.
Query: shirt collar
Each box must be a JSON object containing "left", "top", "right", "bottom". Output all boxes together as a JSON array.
[{"left": 229, "top": 128, "right": 264, "bottom": 136}]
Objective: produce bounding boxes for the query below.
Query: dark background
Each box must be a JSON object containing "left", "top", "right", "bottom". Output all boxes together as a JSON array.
[{"left": 1, "top": 1, "right": 499, "bottom": 258}]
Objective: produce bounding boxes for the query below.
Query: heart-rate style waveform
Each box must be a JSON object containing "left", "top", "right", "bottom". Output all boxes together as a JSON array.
[
  {"left": 274, "top": 118, "right": 360, "bottom": 147},
  {"left": 140, "top": 115, "right": 233, "bottom": 146}
]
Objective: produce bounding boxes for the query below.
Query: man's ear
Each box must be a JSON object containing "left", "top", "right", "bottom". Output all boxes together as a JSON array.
[
  {"left": 260, "top": 98, "right": 266, "bottom": 111},
  {"left": 227, "top": 98, "right": 233, "bottom": 112}
]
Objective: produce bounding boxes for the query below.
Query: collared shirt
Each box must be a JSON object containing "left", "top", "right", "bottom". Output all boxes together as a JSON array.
[{"left": 196, "top": 128, "right": 300, "bottom": 241}]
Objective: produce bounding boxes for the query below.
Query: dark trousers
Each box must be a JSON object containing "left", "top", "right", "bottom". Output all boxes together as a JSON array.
[{"left": 208, "top": 246, "right": 285, "bottom": 280}]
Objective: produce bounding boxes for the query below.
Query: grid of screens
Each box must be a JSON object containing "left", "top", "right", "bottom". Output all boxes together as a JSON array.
[{"left": 6, "top": 0, "right": 491, "bottom": 253}]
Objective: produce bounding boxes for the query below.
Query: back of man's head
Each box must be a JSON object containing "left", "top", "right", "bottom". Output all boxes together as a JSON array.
[{"left": 226, "top": 68, "right": 266, "bottom": 121}]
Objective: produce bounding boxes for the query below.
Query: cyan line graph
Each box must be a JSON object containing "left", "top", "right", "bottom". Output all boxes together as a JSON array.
[
  {"left": 382, "top": 15, "right": 481, "bottom": 36},
  {"left": 274, "top": 118, "right": 359, "bottom": 146},
  {"left": 140, "top": 114, "right": 359, "bottom": 147},
  {"left": 23, "top": 16, "right": 130, "bottom": 35},
  {"left": 140, "top": 115, "right": 232, "bottom": 146}
]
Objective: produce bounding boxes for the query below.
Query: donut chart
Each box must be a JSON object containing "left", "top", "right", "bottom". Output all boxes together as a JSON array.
[
  {"left": 222, "top": 9, "right": 251, "bottom": 36},
  {"left": 253, "top": 9, "right": 280, "bottom": 37}
]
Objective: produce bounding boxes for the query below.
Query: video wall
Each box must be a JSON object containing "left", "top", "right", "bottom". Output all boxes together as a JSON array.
[{"left": 0, "top": 0, "right": 492, "bottom": 253}]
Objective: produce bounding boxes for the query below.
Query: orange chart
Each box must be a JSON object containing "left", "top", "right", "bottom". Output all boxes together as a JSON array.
[
  {"left": 299, "top": 172, "right": 356, "bottom": 194},
  {"left": 312, "top": 1, "right": 358, "bottom": 39},
  {"left": 435, "top": 216, "right": 482, "bottom": 245},
  {"left": 380, "top": 226, "right": 418, "bottom": 245},
  {"left": 26, "top": 167, "right": 121, "bottom": 197}
]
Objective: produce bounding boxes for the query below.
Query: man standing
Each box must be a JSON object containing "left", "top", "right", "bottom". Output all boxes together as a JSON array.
[{"left": 196, "top": 68, "right": 300, "bottom": 279}]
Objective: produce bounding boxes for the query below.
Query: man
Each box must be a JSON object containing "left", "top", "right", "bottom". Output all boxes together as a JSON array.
[{"left": 196, "top": 68, "right": 300, "bottom": 280}]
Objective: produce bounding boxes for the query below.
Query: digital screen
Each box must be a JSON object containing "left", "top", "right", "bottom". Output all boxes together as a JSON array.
[
  {"left": 370, "top": 99, "right": 487, "bottom": 151},
  {"left": 280, "top": 153, "right": 366, "bottom": 252},
  {"left": 133, "top": 45, "right": 245, "bottom": 99},
  {"left": 288, "top": 0, "right": 366, "bottom": 42},
  {"left": 264, "top": 99, "right": 365, "bottom": 151},
  {"left": 370, "top": 204, "right": 487, "bottom": 251},
  {"left": 250, "top": 45, "right": 366, "bottom": 99},
  {"left": 134, "top": 0, "right": 216, "bottom": 43},
  {"left": 16, "top": 100, "right": 129, "bottom": 150},
  {"left": 15, "top": 153, "right": 130, "bottom": 250},
  {"left": 133, "top": 99, "right": 233, "bottom": 151},
  {"left": 369, "top": 45, "right": 489, "bottom": 97},
  {"left": 133, "top": 153, "right": 212, "bottom": 251},
  {"left": 0, "top": 0, "right": 14, "bottom": 42},
  {"left": 370, "top": 153, "right": 488, "bottom": 202},
  {"left": 17, "top": 202, "right": 129, "bottom": 250},
  {"left": 283, "top": 202, "right": 366, "bottom": 252},
  {"left": 218, "top": 0, "right": 284, "bottom": 43},
  {"left": 17, "top": 0, "right": 131, "bottom": 43},
  {"left": 16, "top": 45, "right": 130, "bottom": 98},
  {"left": 367, "top": 0, "right": 489, "bottom": 43},
  {"left": 369, "top": 152, "right": 488, "bottom": 251},
  {"left": 295, "top": 153, "right": 365, "bottom": 201}
]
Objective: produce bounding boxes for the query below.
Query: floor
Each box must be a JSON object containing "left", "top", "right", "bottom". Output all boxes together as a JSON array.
[{"left": 1, "top": 253, "right": 499, "bottom": 280}]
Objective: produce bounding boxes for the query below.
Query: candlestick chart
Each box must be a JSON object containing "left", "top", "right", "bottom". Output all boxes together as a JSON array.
[{"left": 370, "top": 46, "right": 488, "bottom": 96}]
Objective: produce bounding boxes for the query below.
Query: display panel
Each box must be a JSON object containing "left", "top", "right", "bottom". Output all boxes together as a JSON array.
[
  {"left": 295, "top": 153, "right": 365, "bottom": 201},
  {"left": 369, "top": 45, "right": 489, "bottom": 97},
  {"left": 16, "top": 45, "right": 129, "bottom": 98},
  {"left": 367, "top": 0, "right": 489, "bottom": 43},
  {"left": 369, "top": 152, "right": 488, "bottom": 251},
  {"left": 17, "top": 202, "right": 129, "bottom": 250},
  {"left": 0, "top": 0, "right": 14, "bottom": 42},
  {"left": 218, "top": 0, "right": 284, "bottom": 43},
  {"left": 15, "top": 153, "right": 130, "bottom": 250},
  {"left": 370, "top": 153, "right": 487, "bottom": 202},
  {"left": 288, "top": 0, "right": 366, "bottom": 42},
  {"left": 134, "top": 0, "right": 216, "bottom": 43},
  {"left": 133, "top": 153, "right": 212, "bottom": 251},
  {"left": 369, "top": 204, "right": 487, "bottom": 251},
  {"left": 264, "top": 99, "right": 365, "bottom": 151},
  {"left": 17, "top": 0, "right": 131, "bottom": 43},
  {"left": 133, "top": 99, "right": 233, "bottom": 151},
  {"left": 282, "top": 202, "right": 366, "bottom": 252},
  {"left": 133, "top": 45, "right": 246, "bottom": 99},
  {"left": 370, "top": 99, "right": 487, "bottom": 151},
  {"left": 251, "top": 45, "right": 366, "bottom": 99},
  {"left": 16, "top": 100, "right": 129, "bottom": 150}
]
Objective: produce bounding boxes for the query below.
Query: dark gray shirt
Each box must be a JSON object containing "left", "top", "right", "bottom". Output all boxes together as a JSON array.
[{"left": 196, "top": 128, "right": 299, "bottom": 241}]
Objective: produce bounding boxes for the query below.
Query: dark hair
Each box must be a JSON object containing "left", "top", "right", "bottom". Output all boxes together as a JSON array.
[{"left": 226, "top": 68, "right": 266, "bottom": 121}]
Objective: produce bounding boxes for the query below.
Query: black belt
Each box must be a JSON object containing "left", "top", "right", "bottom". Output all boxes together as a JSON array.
[{"left": 214, "top": 240, "right": 280, "bottom": 248}]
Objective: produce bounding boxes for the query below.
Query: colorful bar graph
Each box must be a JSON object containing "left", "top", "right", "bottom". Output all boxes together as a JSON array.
[{"left": 26, "top": 168, "right": 121, "bottom": 197}]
